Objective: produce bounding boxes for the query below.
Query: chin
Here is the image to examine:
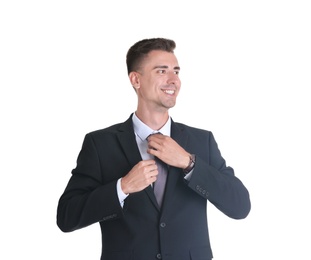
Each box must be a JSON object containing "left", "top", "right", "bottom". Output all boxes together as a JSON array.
[{"left": 165, "top": 102, "right": 176, "bottom": 109}]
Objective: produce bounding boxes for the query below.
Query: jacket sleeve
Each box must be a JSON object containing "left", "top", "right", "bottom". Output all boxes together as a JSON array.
[
  {"left": 57, "top": 133, "right": 124, "bottom": 232},
  {"left": 187, "top": 132, "right": 251, "bottom": 219}
]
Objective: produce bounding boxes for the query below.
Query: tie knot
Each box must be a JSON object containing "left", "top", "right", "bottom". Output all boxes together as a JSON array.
[{"left": 146, "top": 132, "right": 162, "bottom": 141}]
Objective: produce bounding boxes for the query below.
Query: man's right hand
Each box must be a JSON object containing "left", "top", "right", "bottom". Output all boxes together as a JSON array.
[{"left": 121, "top": 160, "right": 158, "bottom": 194}]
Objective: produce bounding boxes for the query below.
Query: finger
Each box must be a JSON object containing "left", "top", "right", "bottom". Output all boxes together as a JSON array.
[
  {"left": 147, "top": 147, "right": 159, "bottom": 157},
  {"left": 147, "top": 135, "right": 166, "bottom": 147},
  {"left": 147, "top": 163, "right": 158, "bottom": 173},
  {"left": 147, "top": 133, "right": 163, "bottom": 141},
  {"left": 148, "top": 138, "right": 164, "bottom": 151},
  {"left": 139, "top": 159, "right": 157, "bottom": 167},
  {"left": 148, "top": 143, "right": 158, "bottom": 151}
]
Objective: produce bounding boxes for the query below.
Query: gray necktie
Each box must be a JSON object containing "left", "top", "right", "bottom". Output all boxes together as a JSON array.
[
  {"left": 153, "top": 156, "right": 168, "bottom": 207},
  {"left": 147, "top": 132, "right": 168, "bottom": 207}
]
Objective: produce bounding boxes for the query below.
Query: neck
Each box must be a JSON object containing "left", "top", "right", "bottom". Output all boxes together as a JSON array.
[{"left": 135, "top": 108, "right": 169, "bottom": 131}]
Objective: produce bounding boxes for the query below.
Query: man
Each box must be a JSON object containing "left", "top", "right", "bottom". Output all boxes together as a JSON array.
[{"left": 57, "top": 38, "right": 251, "bottom": 260}]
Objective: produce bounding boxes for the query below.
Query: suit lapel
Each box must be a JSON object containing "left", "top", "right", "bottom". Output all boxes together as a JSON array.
[{"left": 116, "top": 114, "right": 142, "bottom": 167}]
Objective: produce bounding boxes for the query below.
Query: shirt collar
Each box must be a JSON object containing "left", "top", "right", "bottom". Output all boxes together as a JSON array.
[{"left": 132, "top": 112, "right": 171, "bottom": 141}]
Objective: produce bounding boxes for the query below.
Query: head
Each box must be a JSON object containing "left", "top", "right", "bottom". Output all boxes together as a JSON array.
[
  {"left": 126, "top": 38, "right": 181, "bottom": 114},
  {"left": 126, "top": 38, "right": 176, "bottom": 75}
]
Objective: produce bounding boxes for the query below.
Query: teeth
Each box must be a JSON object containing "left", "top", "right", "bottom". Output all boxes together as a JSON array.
[{"left": 164, "top": 90, "right": 175, "bottom": 95}]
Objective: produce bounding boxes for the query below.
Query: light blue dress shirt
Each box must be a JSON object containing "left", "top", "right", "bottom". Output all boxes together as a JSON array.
[
  {"left": 116, "top": 113, "right": 171, "bottom": 206},
  {"left": 117, "top": 113, "right": 192, "bottom": 206}
]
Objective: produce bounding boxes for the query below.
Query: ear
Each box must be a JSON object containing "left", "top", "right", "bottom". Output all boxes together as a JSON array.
[{"left": 129, "top": 71, "right": 140, "bottom": 89}]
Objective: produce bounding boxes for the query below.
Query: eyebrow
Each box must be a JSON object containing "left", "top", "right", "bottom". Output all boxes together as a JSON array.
[{"left": 152, "top": 65, "right": 181, "bottom": 70}]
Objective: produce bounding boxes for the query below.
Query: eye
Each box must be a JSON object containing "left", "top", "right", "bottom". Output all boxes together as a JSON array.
[
  {"left": 174, "top": 70, "right": 180, "bottom": 75},
  {"left": 158, "top": 69, "right": 166, "bottom": 74}
]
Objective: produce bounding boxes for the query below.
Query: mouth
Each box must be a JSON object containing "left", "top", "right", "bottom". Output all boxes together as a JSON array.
[{"left": 162, "top": 89, "right": 175, "bottom": 95}]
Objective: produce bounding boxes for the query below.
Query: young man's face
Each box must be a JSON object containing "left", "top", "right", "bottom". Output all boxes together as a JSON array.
[{"left": 133, "top": 50, "right": 181, "bottom": 112}]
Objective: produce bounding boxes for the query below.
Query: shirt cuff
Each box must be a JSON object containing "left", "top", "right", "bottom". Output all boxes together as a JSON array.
[{"left": 117, "top": 178, "right": 129, "bottom": 207}]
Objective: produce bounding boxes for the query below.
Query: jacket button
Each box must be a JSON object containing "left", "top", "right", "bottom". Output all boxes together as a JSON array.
[
  {"left": 156, "top": 253, "right": 162, "bottom": 259},
  {"left": 160, "top": 222, "right": 166, "bottom": 228}
]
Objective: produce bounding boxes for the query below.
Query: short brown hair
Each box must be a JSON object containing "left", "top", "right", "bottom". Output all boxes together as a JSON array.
[{"left": 126, "top": 38, "right": 176, "bottom": 75}]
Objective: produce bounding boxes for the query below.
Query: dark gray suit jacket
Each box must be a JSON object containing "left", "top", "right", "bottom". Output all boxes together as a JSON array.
[{"left": 57, "top": 114, "right": 251, "bottom": 260}]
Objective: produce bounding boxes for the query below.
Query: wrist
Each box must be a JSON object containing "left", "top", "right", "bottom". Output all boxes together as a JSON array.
[
  {"left": 120, "top": 177, "right": 129, "bottom": 195},
  {"left": 183, "top": 154, "right": 196, "bottom": 174}
]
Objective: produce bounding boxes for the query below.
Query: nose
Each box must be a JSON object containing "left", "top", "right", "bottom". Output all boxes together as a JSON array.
[{"left": 167, "top": 71, "right": 180, "bottom": 85}]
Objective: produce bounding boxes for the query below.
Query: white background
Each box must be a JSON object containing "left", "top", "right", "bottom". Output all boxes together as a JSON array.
[{"left": 1, "top": 1, "right": 310, "bottom": 259}]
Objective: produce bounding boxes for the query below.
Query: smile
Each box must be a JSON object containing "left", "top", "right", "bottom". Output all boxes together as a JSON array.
[{"left": 162, "top": 89, "right": 175, "bottom": 95}]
